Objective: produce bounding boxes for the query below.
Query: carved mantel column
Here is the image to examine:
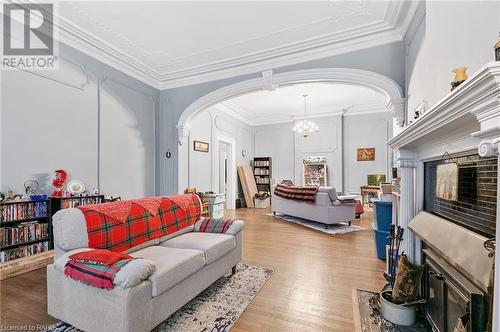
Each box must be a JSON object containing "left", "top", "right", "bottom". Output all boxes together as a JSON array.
[
  {"left": 477, "top": 137, "right": 500, "bottom": 332},
  {"left": 397, "top": 157, "right": 418, "bottom": 263}
]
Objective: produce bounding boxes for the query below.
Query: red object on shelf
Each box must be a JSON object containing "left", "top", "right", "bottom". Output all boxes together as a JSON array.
[{"left": 52, "top": 169, "right": 67, "bottom": 197}]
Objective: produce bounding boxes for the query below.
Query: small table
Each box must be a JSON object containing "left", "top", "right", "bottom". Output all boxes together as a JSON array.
[{"left": 360, "top": 185, "right": 380, "bottom": 206}]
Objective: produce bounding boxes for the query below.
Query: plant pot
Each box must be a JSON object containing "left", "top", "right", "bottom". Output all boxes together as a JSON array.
[{"left": 379, "top": 290, "right": 416, "bottom": 326}]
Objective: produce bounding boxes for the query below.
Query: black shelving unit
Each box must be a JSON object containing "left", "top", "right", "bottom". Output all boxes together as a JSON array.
[
  {"left": 0, "top": 199, "right": 51, "bottom": 264},
  {"left": 253, "top": 157, "right": 272, "bottom": 192}
]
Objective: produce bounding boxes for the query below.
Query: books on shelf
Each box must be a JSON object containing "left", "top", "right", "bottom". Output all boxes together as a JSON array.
[
  {"left": 0, "top": 201, "right": 48, "bottom": 222},
  {"left": 254, "top": 168, "right": 269, "bottom": 175},
  {"left": 254, "top": 160, "right": 270, "bottom": 167},
  {"left": 255, "top": 177, "right": 270, "bottom": 184},
  {"left": 60, "top": 196, "right": 103, "bottom": 209},
  {"left": 0, "top": 222, "right": 48, "bottom": 248},
  {"left": 0, "top": 240, "right": 49, "bottom": 263}
]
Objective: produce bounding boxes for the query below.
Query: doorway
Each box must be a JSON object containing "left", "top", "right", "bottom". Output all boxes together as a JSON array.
[{"left": 214, "top": 133, "right": 236, "bottom": 210}]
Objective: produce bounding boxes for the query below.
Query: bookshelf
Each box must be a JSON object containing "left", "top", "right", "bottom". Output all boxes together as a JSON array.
[
  {"left": 253, "top": 157, "right": 272, "bottom": 192},
  {"left": 303, "top": 162, "right": 328, "bottom": 186},
  {"left": 0, "top": 198, "right": 51, "bottom": 264}
]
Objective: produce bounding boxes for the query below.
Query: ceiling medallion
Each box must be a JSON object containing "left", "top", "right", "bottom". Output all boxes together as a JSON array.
[{"left": 293, "top": 94, "right": 318, "bottom": 138}]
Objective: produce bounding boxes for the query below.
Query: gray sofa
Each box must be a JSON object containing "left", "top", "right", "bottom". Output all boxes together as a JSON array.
[{"left": 47, "top": 208, "right": 244, "bottom": 332}]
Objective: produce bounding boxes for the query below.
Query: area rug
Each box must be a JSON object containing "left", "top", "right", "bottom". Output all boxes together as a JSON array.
[
  {"left": 46, "top": 264, "right": 272, "bottom": 332},
  {"left": 353, "top": 289, "right": 431, "bottom": 332},
  {"left": 266, "top": 212, "right": 365, "bottom": 234}
]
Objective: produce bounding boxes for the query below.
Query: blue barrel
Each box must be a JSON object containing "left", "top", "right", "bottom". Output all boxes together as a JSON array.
[
  {"left": 372, "top": 224, "right": 390, "bottom": 260},
  {"left": 374, "top": 200, "right": 392, "bottom": 232}
]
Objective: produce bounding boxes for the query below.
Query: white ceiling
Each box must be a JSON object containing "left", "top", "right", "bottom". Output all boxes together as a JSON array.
[
  {"left": 214, "top": 81, "right": 388, "bottom": 125},
  {"left": 53, "top": 1, "right": 418, "bottom": 88}
]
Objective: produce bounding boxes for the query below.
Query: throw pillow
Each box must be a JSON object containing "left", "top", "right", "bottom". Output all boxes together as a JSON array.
[{"left": 69, "top": 249, "right": 132, "bottom": 265}]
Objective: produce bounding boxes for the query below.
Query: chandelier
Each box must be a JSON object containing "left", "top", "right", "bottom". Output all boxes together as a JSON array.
[{"left": 293, "top": 94, "right": 318, "bottom": 138}]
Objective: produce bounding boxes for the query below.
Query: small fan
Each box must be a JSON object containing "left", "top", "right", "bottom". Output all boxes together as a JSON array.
[{"left": 24, "top": 179, "right": 40, "bottom": 195}]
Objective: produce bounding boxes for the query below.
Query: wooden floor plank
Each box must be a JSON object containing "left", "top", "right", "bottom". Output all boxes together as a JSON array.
[{"left": 0, "top": 208, "right": 385, "bottom": 331}]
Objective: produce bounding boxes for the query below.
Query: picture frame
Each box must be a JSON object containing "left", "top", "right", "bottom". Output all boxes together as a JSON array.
[
  {"left": 357, "top": 148, "right": 375, "bottom": 161},
  {"left": 193, "top": 140, "right": 209, "bottom": 153},
  {"left": 436, "top": 163, "right": 458, "bottom": 201}
]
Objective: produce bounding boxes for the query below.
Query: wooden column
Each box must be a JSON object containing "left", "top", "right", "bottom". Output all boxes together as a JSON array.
[
  {"left": 397, "top": 158, "right": 418, "bottom": 262},
  {"left": 478, "top": 138, "right": 500, "bottom": 332}
]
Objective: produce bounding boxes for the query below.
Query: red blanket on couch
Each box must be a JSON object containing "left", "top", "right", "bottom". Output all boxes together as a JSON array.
[{"left": 77, "top": 194, "right": 201, "bottom": 252}]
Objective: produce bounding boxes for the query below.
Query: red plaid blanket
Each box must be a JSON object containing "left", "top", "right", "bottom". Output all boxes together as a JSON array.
[
  {"left": 64, "top": 259, "right": 131, "bottom": 290},
  {"left": 198, "top": 217, "right": 235, "bottom": 233},
  {"left": 78, "top": 194, "right": 201, "bottom": 252}
]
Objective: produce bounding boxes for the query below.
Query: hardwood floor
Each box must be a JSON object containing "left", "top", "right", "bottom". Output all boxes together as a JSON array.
[{"left": 0, "top": 208, "right": 385, "bottom": 331}]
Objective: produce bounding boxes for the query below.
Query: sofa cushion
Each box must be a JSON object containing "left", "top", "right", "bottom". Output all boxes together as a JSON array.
[
  {"left": 131, "top": 246, "right": 205, "bottom": 297},
  {"left": 52, "top": 208, "right": 89, "bottom": 252},
  {"left": 160, "top": 233, "right": 236, "bottom": 265}
]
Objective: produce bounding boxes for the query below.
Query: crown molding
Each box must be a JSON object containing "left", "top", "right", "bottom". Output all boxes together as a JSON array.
[
  {"left": 7, "top": 1, "right": 418, "bottom": 90},
  {"left": 214, "top": 99, "right": 388, "bottom": 127}
]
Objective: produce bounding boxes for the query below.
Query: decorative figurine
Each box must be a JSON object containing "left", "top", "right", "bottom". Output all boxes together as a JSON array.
[
  {"left": 52, "top": 169, "right": 68, "bottom": 197},
  {"left": 451, "top": 67, "right": 468, "bottom": 91}
]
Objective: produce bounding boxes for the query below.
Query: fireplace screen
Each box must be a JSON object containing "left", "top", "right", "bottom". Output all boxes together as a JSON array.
[{"left": 424, "top": 153, "right": 498, "bottom": 237}]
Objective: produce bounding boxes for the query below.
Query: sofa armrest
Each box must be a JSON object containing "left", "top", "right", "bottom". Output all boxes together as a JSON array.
[
  {"left": 194, "top": 219, "right": 244, "bottom": 235},
  {"left": 315, "top": 192, "right": 332, "bottom": 206}
]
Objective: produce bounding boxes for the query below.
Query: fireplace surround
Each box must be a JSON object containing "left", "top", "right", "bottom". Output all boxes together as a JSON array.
[{"left": 387, "top": 62, "right": 500, "bottom": 331}]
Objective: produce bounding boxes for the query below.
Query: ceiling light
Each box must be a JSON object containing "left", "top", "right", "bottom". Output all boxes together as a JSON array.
[{"left": 293, "top": 94, "right": 318, "bottom": 138}]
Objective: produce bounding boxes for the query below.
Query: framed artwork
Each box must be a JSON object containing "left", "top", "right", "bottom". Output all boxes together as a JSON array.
[
  {"left": 357, "top": 148, "right": 375, "bottom": 161},
  {"left": 193, "top": 140, "right": 209, "bottom": 152},
  {"left": 436, "top": 163, "right": 458, "bottom": 201}
]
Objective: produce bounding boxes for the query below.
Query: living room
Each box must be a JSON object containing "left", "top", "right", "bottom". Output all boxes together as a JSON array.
[{"left": 1, "top": 1, "right": 500, "bottom": 331}]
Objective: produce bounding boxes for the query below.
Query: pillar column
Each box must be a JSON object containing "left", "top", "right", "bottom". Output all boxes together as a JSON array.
[
  {"left": 478, "top": 138, "right": 500, "bottom": 332},
  {"left": 397, "top": 158, "right": 418, "bottom": 262}
]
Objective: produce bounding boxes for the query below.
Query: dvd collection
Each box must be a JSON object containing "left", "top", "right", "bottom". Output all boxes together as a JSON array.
[
  {"left": 0, "top": 241, "right": 49, "bottom": 263},
  {"left": 0, "top": 201, "right": 48, "bottom": 222},
  {"left": 0, "top": 221, "right": 49, "bottom": 248},
  {"left": 60, "top": 196, "right": 103, "bottom": 209}
]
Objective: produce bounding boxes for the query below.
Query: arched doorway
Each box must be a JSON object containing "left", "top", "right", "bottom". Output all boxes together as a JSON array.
[{"left": 177, "top": 68, "right": 405, "bottom": 195}]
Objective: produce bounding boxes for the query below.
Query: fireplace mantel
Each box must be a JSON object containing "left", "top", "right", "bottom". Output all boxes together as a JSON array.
[
  {"left": 386, "top": 61, "right": 500, "bottom": 331},
  {"left": 388, "top": 61, "right": 500, "bottom": 155}
]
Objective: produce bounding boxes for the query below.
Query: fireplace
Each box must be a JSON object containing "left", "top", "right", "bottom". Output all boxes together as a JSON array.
[
  {"left": 410, "top": 212, "right": 493, "bottom": 332},
  {"left": 387, "top": 63, "right": 500, "bottom": 330}
]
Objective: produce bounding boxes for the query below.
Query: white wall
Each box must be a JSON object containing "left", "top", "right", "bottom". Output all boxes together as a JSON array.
[
  {"left": 253, "top": 112, "right": 392, "bottom": 194},
  {"left": 344, "top": 112, "right": 392, "bottom": 194},
  {"left": 187, "top": 107, "right": 254, "bottom": 201},
  {"left": 1, "top": 46, "right": 158, "bottom": 198},
  {"left": 406, "top": 1, "right": 500, "bottom": 118}
]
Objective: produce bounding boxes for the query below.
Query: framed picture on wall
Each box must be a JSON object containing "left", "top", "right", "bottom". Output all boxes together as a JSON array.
[
  {"left": 357, "top": 148, "right": 375, "bottom": 161},
  {"left": 194, "top": 140, "right": 209, "bottom": 153},
  {"left": 436, "top": 163, "right": 458, "bottom": 201}
]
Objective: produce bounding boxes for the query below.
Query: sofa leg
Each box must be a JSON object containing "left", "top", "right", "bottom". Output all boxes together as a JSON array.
[
  {"left": 325, "top": 225, "right": 329, "bottom": 229},
  {"left": 273, "top": 211, "right": 276, "bottom": 215},
  {"left": 231, "top": 265, "right": 237, "bottom": 275},
  {"left": 349, "top": 221, "right": 352, "bottom": 226}
]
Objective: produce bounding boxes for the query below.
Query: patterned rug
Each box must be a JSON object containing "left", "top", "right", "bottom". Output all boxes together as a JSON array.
[
  {"left": 266, "top": 213, "right": 365, "bottom": 234},
  {"left": 46, "top": 264, "right": 272, "bottom": 332}
]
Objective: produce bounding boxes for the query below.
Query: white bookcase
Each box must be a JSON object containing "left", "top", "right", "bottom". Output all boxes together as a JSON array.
[{"left": 303, "top": 162, "right": 327, "bottom": 186}]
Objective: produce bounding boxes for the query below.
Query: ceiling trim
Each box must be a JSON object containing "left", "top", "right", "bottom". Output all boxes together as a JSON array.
[
  {"left": 11, "top": 0, "right": 418, "bottom": 90},
  {"left": 177, "top": 67, "right": 404, "bottom": 142},
  {"left": 216, "top": 100, "right": 389, "bottom": 127}
]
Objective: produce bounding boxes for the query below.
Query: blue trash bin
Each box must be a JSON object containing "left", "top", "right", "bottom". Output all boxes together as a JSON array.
[
  {"left": 372, "top": 223, "right": 390, "bottom": 260},
  {"left": 374, "top": 200, "right": 392, "bottom": 232}
]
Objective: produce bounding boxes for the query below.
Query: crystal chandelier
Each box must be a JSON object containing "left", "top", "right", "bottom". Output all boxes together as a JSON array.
[{"left": 293, "top": 94, "right": 318, "bottom": 138}]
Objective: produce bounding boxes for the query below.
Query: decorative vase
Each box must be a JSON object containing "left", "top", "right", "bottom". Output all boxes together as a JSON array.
[{"left": 451, "top": 67, "right": 468, "bottom": 91}]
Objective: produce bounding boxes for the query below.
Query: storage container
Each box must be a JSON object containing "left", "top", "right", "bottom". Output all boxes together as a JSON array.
[
  {"left": 374, "top": 200, "right": 392, "bottom": 232},
  {"left": 372, "top": 223, "right": 390, "bottom": 260}
]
